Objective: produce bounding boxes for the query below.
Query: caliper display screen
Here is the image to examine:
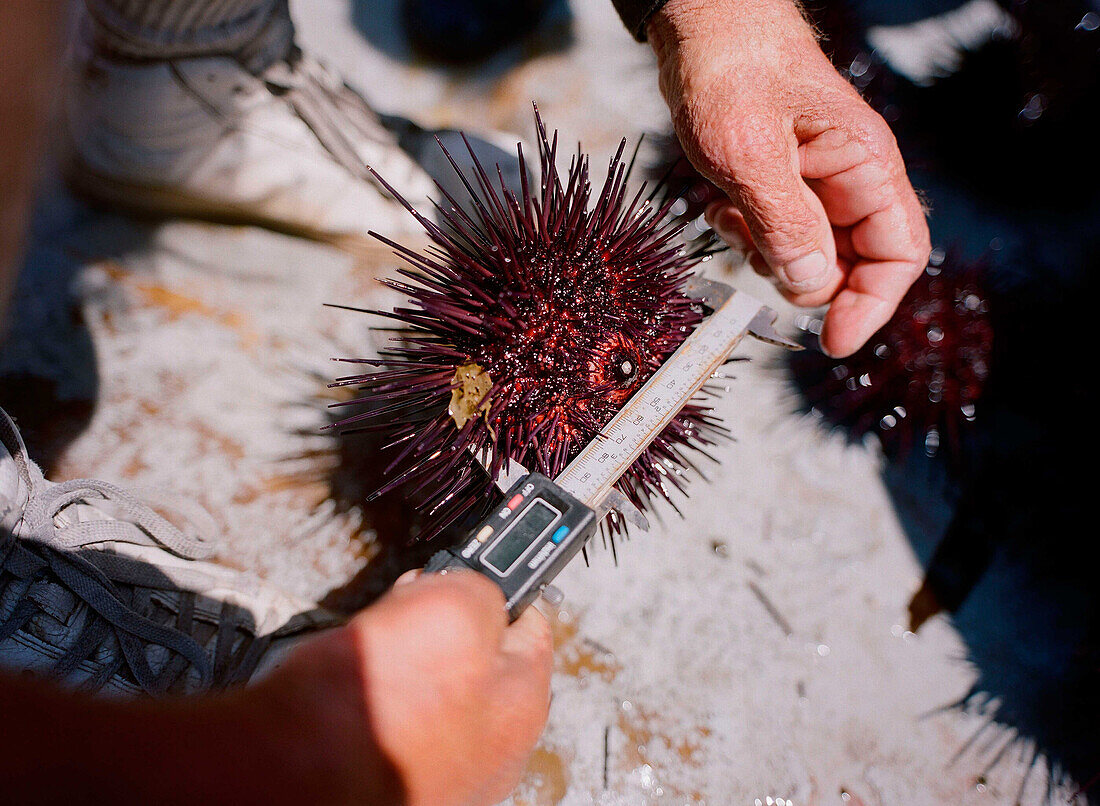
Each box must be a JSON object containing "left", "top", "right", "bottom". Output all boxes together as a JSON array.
[{"left": 482, "top": 500, "right": 559, "bottom": 575}]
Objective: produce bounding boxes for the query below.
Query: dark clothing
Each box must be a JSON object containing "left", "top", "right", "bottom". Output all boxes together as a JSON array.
[{"left": 610, "top": 0, "right": 669, "bottom": 40}]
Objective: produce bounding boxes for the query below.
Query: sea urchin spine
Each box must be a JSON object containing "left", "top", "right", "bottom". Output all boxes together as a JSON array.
[
  {"left": 329, "top": 107, "right": 731, "bottom": 542},
  {"left": 788, "top": 251, "right": 993, "bottom": 466}
]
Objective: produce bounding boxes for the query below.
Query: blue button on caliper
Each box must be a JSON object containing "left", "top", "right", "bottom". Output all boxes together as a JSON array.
[{"left": 551, "top": 525, "right": 570, "bottom": 544}]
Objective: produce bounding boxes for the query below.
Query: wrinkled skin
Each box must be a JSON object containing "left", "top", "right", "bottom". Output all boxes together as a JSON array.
[{"left": 648, "top": 0, "right": 932, "bottom": 357}]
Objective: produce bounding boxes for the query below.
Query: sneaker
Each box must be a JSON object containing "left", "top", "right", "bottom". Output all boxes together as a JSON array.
[
  {"left": 0, "top": 407, "right": 335, "bottom": 696},
  {"left": 63, "top": 20, "right": 439, "bottom": 256}
]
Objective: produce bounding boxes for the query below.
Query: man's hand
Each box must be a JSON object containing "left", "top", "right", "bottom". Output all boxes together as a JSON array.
[
  {"left": 268, "top": 570, "right": 553, "bottom": 806},
  {"left": 0, "top": 570, "right": 551, "bottom": 805},
  {"left": 647, "top": 0, "right": 931, "bottom": 357}
]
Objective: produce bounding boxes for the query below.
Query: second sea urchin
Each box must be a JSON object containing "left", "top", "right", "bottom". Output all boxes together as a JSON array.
[
  {"left": 788, "top": 251, "right": 994, "bottom": 466},
  {"left": 330, "top": 107, "right": 729, "bottom": 542}
]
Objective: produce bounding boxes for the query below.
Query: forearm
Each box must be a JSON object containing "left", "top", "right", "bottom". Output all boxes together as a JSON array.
[
  {"left": 646, "top": 0, "right": 821, "bottom": 85},
  {"left": 0, "top": 673, "right": 279, "bottom": 803},
  {"left": 0, "top": 632, "right": 399, "bottom": 806},
  {"left": 612, "top": 0, "right": 810, "bottom": 44},
  {"left": 0, "top": 1, "right": 63, "bottom": 340}
]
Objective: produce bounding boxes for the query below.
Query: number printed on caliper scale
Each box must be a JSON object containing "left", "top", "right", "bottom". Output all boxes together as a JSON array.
[{"left": 555, "top": 290, "right": 764, "bottom": 507}]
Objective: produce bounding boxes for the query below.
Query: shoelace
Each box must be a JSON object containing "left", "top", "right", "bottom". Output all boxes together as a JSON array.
[
  {"left": 261, "top": 50, "right": 397, "bottom": 185},
  {"left": 0, "top": 422, "right": 265, "bottom": 694}
]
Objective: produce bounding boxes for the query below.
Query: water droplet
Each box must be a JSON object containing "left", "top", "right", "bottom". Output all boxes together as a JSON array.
[
  {"left": 850, "top": 51, "right": 872, "bottom": 76},
  {"left": 927, "top": 326, "right": 944, "bottom": 344},
  {"left": 817, "top": 644, "right": 830, "bottom": 657},
  {"left": 1020, "top": 94, "right": 1046, "bottom": 122},
  {"left": 928, "top": 247, "right": 946, "bottom": 267},
  {"left": 925, "top": 428, "right": 940, "bottom": 456},
  {"left": 1077, "top": 11, "right": 1099, "bottom": 31},
  {"left": 636, "top": 764, "right": 657, "bottom": 789}
]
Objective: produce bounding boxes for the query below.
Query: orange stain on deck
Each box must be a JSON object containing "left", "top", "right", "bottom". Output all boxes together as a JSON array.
[
  {"left": 616, "top": 703, "right": 710, "bottom": 802},
  {"left": 550, "top": 610, "right": 621, "bottom": 682},
  {"left": 101, "top": 263, "right": 259, "bottom": 349},
  {"left": 512, "top": 747, "right": 570, "bottom": 806}
]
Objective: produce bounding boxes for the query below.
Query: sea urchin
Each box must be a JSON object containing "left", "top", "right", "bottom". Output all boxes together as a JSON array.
[
  {"left": 788, "top": 251, "right": 993, "bottom": 466},
  {"left": 328, "top": 107, "right": 730, "bottom": 542}
]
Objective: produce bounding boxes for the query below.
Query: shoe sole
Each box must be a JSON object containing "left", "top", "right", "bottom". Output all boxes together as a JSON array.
[{"left": 65, "top": 161, "right": 431, "bottom": 261}]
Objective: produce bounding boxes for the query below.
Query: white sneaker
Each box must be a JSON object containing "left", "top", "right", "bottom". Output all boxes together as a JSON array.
[
  {"left": 0, "top": 407, "right": 335, "bottom": 696},
  {"left": 63, "top": 27, "right": 439, "bottom": 256}
]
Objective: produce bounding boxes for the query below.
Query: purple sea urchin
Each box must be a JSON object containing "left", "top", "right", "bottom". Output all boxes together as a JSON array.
[
  {"left": 329, "top": 108, "right": 729, "bottom": 542},
  {"left": 788, "top": 252, "right": 993, "bottom": 466}
]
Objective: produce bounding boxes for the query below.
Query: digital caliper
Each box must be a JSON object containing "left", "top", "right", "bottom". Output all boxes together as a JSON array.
[{"left": 425, "top": 277, "right": 801, "bottom": 620}]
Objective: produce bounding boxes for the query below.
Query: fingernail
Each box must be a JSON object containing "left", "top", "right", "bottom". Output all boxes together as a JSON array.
[{"left": 777, "top": 251, "right": 829, "bottom": 291}]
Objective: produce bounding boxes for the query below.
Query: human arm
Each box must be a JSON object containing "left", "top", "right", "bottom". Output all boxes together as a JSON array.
[
  {"left": 0, "top": 571, "right": 552, "bottom": 806},
  {"left": 641, "top": 0, "right": 931, "bottom": 357},
  {"left": 0, "top": 0, "right": 63, "bottom": 341}
]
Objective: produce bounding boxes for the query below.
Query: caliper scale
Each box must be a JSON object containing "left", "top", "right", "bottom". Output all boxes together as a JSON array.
[{"left": 425, "top": 277, "right": 801, "bottom": 620}]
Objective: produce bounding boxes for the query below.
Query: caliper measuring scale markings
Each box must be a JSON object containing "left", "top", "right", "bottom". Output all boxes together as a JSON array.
[{"left": 426, "top": 279, "right": 800, "bottom": 621}]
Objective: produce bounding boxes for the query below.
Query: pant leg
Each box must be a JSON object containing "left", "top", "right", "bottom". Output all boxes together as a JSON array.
[
  {"left": 0, "top": 2, "right": 63, "bottom": 345},
  {"left": 82, "top": 0, "right": 294, "bottom": 72}
]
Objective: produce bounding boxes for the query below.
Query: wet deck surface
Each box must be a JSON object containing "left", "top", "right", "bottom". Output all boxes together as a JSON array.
[{"left": 2, "top": 1, "right": 1066, "bottom": 803}]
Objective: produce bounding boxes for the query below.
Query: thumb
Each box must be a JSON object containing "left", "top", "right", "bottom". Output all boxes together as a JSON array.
[{"left": 704, "top": 118, "right": 839, "bottom": 297}]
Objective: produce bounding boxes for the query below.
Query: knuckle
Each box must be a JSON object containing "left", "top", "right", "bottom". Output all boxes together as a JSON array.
[
  {"left": 845, "top": 110, "right": 898, "bottom": 159},
  {"left": 908, "top": 244, "right": 933, "bottom": 274},
  {"left": 913, "top": 229, "right": 933, "bottom": 260},
  {"left": 901, "top": 215, "right": 933, "bottom": 266}
]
